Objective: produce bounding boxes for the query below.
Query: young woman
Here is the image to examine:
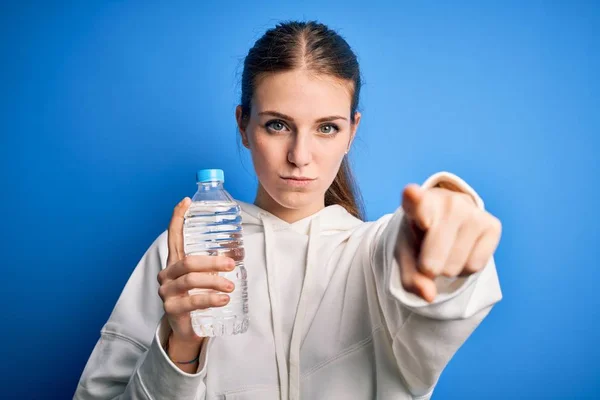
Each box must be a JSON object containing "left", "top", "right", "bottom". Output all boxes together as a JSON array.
[{"left": 75, "top": 21, "right": 502, "bottom": 400}]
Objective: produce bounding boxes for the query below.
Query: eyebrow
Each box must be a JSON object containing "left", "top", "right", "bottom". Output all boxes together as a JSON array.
[{"left": 258, "top": 111, "right": 348, "bottom": 123}]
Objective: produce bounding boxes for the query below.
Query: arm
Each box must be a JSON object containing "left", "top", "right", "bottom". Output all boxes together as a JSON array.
[
  {"left": 370, "top": 172, "right": 503, "bottom": 398},
  {"left": 74, "top": 231, "right": 211, "bottom": 400}
]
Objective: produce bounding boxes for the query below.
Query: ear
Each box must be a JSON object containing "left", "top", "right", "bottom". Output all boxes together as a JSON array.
[
  {"left": 347, "top": 111, "right": 361, "bottom": 152},
  {"left": 236, "top": 105, "right": 250, "bottom": 148}
]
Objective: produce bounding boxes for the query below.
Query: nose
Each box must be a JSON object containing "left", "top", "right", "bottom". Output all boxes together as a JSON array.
[{"left": 287, "top": 134, "right": 312, "bottom": 167}]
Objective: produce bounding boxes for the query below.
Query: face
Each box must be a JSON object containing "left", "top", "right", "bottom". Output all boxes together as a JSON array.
[{"left": 236, "top": 69, "right": 361, "bottom": 219}]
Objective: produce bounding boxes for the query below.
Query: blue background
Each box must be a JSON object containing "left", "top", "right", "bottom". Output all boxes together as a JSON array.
[{"left": 1, "top": 1, "right": 598, "bottom": 399}]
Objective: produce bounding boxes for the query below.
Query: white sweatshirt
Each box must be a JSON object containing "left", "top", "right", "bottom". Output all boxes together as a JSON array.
[{"left": 74, "top": 172, "right": 502, "bottom": 400}]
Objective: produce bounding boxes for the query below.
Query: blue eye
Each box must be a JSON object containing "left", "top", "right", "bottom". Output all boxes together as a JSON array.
[{"left": 265, "top": 120, "right": 287, "bottom": 132}]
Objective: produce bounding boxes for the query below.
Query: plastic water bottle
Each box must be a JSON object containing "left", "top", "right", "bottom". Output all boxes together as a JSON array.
[{"left": 183, "top": 169, "right": 249, "bottom": 337}]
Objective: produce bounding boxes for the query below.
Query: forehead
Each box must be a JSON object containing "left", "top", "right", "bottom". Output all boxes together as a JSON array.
[{"left": 252, "top": 70, "right": 353, "bottom": 119}]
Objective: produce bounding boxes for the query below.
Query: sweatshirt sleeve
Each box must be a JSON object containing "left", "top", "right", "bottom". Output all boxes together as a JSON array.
[
  {"left": 73, "top": 231, "right": 211, "bottom": 400},
  {"left": 369, "top": 172, "right": 503, "bottom": 398}
]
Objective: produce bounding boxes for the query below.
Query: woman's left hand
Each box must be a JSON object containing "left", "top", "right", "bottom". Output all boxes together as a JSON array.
[{"left": 395, "top": 184, "right": 502, "bottom": 303}]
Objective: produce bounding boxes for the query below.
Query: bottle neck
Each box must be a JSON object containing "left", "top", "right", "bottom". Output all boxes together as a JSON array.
[{"left": 197, "top": 181, "right": 224, "bottom": 190}]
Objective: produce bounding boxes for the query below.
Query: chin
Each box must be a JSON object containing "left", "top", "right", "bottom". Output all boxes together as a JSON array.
[{"left": 271, "top": 189, "right": 320, "bottom": 210}]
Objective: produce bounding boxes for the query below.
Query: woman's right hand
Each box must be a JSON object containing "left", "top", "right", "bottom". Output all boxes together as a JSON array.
[{"left": 157, "top": 197, "right": 235, "bottom": 358}]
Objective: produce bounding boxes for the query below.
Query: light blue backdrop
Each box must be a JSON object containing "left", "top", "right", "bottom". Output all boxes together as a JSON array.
[{"left": 1, "top": 1, "right": 598, "bottom": 398}]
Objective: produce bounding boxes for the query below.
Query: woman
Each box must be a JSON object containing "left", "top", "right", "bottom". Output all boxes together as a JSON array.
[{"left": 75, "top": 21, "right": 502, "bottom": 400}]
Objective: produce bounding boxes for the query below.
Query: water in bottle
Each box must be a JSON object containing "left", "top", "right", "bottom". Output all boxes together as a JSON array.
[{"left": 183, "top": 169, "right": 249, "bottom": 337}]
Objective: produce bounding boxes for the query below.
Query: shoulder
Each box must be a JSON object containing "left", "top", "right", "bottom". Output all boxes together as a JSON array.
[
  {"left": 143, "top": 230, "right": 169, "bottom": 271},
  {"left": 354, "top": 210, "right": 399, "bottom": 237}
]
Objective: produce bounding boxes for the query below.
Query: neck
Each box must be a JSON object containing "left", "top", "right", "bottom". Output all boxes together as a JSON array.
[{"left": 254, "top": 185, "right": 325, "bottom": 223}]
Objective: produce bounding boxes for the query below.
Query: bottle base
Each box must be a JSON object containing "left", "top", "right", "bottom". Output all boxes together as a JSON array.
[{"left": 191, "top": 314, "right": 249, "bottom": 337}]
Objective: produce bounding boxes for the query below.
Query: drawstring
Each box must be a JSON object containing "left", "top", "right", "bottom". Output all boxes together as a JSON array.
[
  {"left": 289, "top": 217, "right": 320, "bottom": 400},
  {"left": 261, "top": 213, "right": 321, "bottom": 400},
  {"left": 261, "top": 214, "right": 289, "bottom": 400}
]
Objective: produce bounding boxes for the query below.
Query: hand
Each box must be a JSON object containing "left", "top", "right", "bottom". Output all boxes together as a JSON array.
[
  {"left": 395, "top": 184, "right": 502, "bottom": 303},
  {"left": 157, "top": 197, "right": 236, "bottom": 344}
]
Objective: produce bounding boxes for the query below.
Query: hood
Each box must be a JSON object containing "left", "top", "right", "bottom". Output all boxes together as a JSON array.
[{"left": 238, "top": 200, "right": 364, "bottom": 236}]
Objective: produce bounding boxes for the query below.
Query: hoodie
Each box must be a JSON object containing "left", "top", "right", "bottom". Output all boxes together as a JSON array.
[{"left": 74, "top": 172, "right": 502, "bottom": 400}]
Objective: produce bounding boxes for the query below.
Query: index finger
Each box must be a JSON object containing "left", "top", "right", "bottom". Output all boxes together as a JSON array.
[
  {"left": 402, "top": 184, "right": 434, "bottom": 230},
  {"left": 168, "top": 197, "right": 191, "bottom": 264},
  {"left": 166, "top": 255, "right": 235, "bottom": 281}
]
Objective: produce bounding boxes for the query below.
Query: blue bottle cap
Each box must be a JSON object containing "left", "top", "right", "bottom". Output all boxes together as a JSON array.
[{"left": 196, "top": 169, "right": 225, "bottom": 183}]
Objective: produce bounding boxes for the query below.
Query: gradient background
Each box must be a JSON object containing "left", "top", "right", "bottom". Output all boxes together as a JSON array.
[{"left": 1, "top": 1, "right": 598, "bottom": 399}]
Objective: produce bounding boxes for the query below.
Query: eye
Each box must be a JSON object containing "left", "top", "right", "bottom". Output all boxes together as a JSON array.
[
  {"left": 265, "top": 120, "right": 288, "bottom": 133},
  {"left": 318, "top": 124, "right": 339, "bottom": 135}
]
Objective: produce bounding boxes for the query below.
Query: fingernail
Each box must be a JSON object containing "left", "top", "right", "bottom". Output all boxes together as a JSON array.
[
  {"left": 219, "top": 295, "right": 229, "bottom": 303},
  {"left": 225, "top": 282, "right": 234, "bottom": 291}
]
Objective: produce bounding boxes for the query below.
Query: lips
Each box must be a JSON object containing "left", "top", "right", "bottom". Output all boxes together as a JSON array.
[
  {"left": 280, "top": 176, "right": 316, "bottom": 187},
  {"left": 281, "top": 177, "right": 315, "bottom": 181}
]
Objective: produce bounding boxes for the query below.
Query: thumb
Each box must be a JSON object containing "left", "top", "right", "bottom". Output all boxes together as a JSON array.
[
  {"left": 397, "top": 223, "right": 438, "bottom": 303},
  {"left": 167, "top": 197, "right": 191, "bottom": 265}
]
